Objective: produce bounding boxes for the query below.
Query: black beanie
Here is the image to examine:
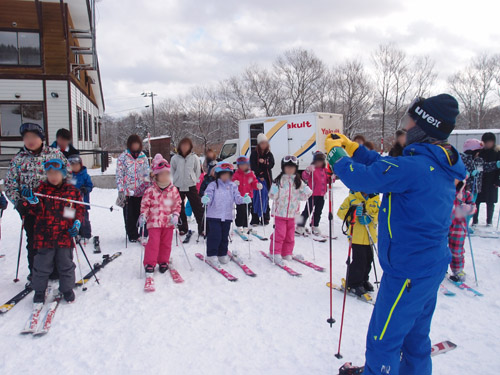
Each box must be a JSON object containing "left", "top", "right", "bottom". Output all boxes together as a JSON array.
[{"left": 481, "top": 132, "right": 496, "bottom": 143}]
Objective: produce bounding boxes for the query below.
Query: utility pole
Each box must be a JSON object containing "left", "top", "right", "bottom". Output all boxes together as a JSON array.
[{"left": 141, "top": 92, "right": 158, "bottom": 136}]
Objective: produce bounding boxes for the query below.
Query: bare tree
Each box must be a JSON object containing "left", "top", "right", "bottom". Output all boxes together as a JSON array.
[
  {"left": 244, "top": 64, "right": 284, "bottom": 116},
  {"left": 219, "top": 75, "right": 254, "bottom": 124},
  {"left": 274, "top": 48, "right": 326, "bottom": 114},
  {"left": 155, "top": 98, "right": 188, "bottom": 147},
  {"left": 310, "top": 68, "right": 340, "bottom": 113},
  {"left": 412, "top": 55, "right": 437, "bottom": 98}
]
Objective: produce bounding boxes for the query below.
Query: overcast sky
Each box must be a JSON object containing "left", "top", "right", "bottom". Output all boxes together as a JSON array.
[{"left": 95, "top": 0, "right": 500, "bottom": 115}]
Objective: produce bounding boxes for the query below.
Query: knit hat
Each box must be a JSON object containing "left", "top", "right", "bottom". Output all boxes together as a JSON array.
[
  {"left": 408, "top": 94, "right": 459, "bottom": 140},
  {"left": 482, "top": 132, "right": 496, "bottom": 143},
  {"left": 151, "top": 153, "right": 170, "bottom": 175},
  {"left": 257, "top": 133, "right": 268, "bottom": 144},
  {"left": 20, "top": 122, "right": 45, "bottom": 141},
  {"left": 463, "top": 139, "right": 483, "bottom": 152}
]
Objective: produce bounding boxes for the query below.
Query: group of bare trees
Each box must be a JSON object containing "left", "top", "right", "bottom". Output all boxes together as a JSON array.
[{"left": 102, "top": 45, "right": 500, "bottom": 153}]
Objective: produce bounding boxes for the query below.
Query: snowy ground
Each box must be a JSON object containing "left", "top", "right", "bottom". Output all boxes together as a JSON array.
[{"left": 0, "top": 183, "right": 499, "bottom": 374}]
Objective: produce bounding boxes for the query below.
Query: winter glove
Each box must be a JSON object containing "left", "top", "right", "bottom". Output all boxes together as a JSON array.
[
  {"left": 471, "top": 170, "right": 479, "bottom": 177},
  {"left": 68, "top": 220, "right": 81, "bottom": 237},
  {"left": 170, "top": 214, "right": 179, "bottom": 226},
  {"left": 137, "top": 214, "right": 147, "bottom": 228},
  {"left": 201, "top": 194, "right": 211, "bottom": 205},
  {"left": 270, "top": 184, "right": 279, "bottom": 195},
  {"left": 116, "top": 191, "right": 126, "bottom": 208},
  {"left": 80, "top": 186, "right": 88, "bottom": 195},
  {"left": 326, "top": 147, "right": 348, "bottom": 165},
  {"left": 15, "top": 200, "right": 29, "bottom": 217},
  {"left": 234, "top": 180, "right": 240, "bottom": 186},
  {"left": 21, "top": 186, "right": 38, "bottom": 204},
  {"left": 325, "top": 134, "right": 359, "bottom": 157},
  {"left": 306, "top": 165, "right": 315, "bottom": 173},
  {"left": 242, "top": 194, "right": 252, "bottom": 204},
  {"left": 358, "top": 215, "right": 372, "bottom": 226},
  {"left": 0, "top": 195, "right": 8, "bottom": 210},
  {"left": 257, "top": 183, "right": 263, "bottom": 190}
]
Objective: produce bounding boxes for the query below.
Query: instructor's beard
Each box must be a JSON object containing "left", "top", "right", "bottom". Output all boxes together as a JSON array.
[{"left": 406, "top": 124, "right": 439, "bottom": 145}]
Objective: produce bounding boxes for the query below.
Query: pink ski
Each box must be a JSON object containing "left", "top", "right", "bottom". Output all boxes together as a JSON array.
[
  {"left": 431, "top": 340, "right": 457, "bottom": 357},
  {"left": 260, "top": 251, "right": 301, "bottom": 277},
  {"left": 292, "top": 255, "right": 325, "bottom": 272},
  {"left": 227, "top": 251, "right": 257, "bottom": 277},
  {"left": 195, "top": 253, "right": 238, "bottom": 282},
  {"left": 493, "top": 251, "right": 500, "bottom": 258},
  {"left": 144, "top": 276, "right": 155, "bottom": 292},
  {"left": 169, "top": 261, "right": 184, "bottom": 283}
]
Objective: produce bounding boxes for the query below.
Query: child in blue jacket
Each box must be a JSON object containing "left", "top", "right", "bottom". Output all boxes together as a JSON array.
[{"left": 68, "top": 155, "right": 93, "bottom": 239}]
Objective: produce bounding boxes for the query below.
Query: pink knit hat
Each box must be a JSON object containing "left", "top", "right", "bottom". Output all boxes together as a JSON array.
[
  {"left": 463, "top": 139, "right": 483, "bottom": 152},
  {"left": 152, "top": 153, "right": 170, "bottom": 175}
]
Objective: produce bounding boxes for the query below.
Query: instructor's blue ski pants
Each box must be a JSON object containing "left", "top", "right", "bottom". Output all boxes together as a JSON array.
[{"left": 364, "top": 268, "right": 446, "bottom": 375}]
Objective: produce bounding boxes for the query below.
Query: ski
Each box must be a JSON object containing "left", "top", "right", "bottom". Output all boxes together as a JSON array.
[
  {"left": 439, "top": 284, "right": 456, "bottom": 297},
  {"left": 470, "top": 230, "right": 499, "bottom": 239},
  {"left": 33, "top": 293, "right": 62, "bottom": 336},
  {"left": 250, "top": 232, "right": 268, "bottom": 241},
  {"left": 195, "top": 253, "right": 238, "bottom": 282},
  {"left": 169, "top": 260, "right": 184, "bottom": 283},
  {"left": 227, "top": 250, "right": 257, "bottom": 277},
  {"left": 493, "top": 251, "right": 500, "bottom": 258},
  {"left": 292, "top": 254, "right": 325, "bottom": 272},
  {"left": 144, "top": 276, "right": 155, "bottom": 292},
  {"left": 75, "top": 252, "right": 122, "bottom": 287},
  {"left": 0, "top": 254, "right": 5, "bottom": 259},
  {"left": 326, "top": 280, "right": 374, "bottom": 305},
  {"left": 93, "top": 236, "right": 101, "bottom": 254},
  {"left": 446, "top": 277, "right": 483, "bottom": 297},
  {"left": 20, "top": 303, "right": 44, "bottom": 334},
  {"left": 431, "top": 340, "right": 457, "bottom": 356},
  {"left": 182, "top": 230, "right": 193, "bottom": 244},
  {"left": 233, "top": 229, "right": 250, "bottom": 241},
  {"left": 260, "top": 251, "right": 301, "bottom": 277},
  {"left": 0, "top": 285, "right": 33, "bottom": 314}
]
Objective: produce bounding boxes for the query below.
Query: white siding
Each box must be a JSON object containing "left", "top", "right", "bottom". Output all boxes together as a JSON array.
[
  {"left": 0, "top": 79, "right": 43, "bottom": 101},
  {"left": 45, "top": 80, "right": 70, "bottom": 144}
]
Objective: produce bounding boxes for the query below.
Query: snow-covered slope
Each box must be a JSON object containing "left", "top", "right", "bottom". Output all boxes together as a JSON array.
[{"left": 0, "top": 183, "right": 499, "bottom": 374}]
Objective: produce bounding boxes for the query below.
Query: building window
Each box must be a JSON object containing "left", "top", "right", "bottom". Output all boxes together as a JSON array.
[
  {"left": 94, "top": 117, "right": 98, "bottom": 135},
  {"left": 88, "top": 115, "right": 93, "bottom": 142},
  {"left": 83, "top": 111, "right": 88, "bottom": 141},
  {"left": 0, "top": 103, "right": 44, "bottom": 137},
  {"left": 76, "top": 107, "right": 82, "bottom": 141},
  {"left": 0, "top": 31, "right": 40, "bottom": 66}
]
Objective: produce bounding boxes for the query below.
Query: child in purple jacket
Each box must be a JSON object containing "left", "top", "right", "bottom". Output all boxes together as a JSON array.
[{"left": 201, "top": 162, "right": 251, "bottom": 268}]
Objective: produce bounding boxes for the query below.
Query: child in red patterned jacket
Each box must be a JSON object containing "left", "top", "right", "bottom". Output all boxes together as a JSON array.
[
  {"left": 21, "top": 158, "right": 85, "bottom": 304},
  {"left": 138, "top": 154, "right": 182, "bottom": 285},
  {"left": 449, "top": 179, "right": 477, "bottom": 282}
]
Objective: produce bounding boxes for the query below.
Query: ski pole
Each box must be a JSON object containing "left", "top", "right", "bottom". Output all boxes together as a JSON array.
[
  {"left": 176, "top": 228, "right": 194, "bottom": 271},
  {"left": 14, "top": 217, "right": 25, "bottom": 283},
  {"left": 204, "top": 204, "right": 208, "bottom": 243},
  {"left": 73, "top": 238, "right": 86, "bottom": 291},
  {"left": 326, "top": 181, "right": 335, "bottom": 327},
  {"left": 364, "top": 224, "right": 380, "bottom": 289},
  {"left": 124, "top": 200, "right": 128, "bottom": 249},
  {"left": 139, "top": 224, "right": 145, "bottom": 278},
  {"left": 465, "top": 222, "right": 479, "bottom": 286},
  {"left": 33, "top": 192, "right": 116, "bottom": 211},
  {"left": 75, "top": 239, "right": 100, "bottom": 285},
  {"left": 496, "top": 205, "right": 500, "bottom": 231},
  {"left": 305, "top": 197, "right": 316, "bottom": 261},
  {"left": 310, "top": 169, "right": 315, "bottom": 228},
  {"left": 246, "top": 202, "right": 251, "bottom": 259},
  {"left": 335, "top": 210, "right": 357, "bottom": 359}
]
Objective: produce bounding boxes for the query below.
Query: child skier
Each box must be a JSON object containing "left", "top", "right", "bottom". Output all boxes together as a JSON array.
[
  {"left": 448, "top": 180, "right": 477, "bottom": 282},
  {"left": 268, "top": 155, "right": 312, "bottom": 264},
  {"left": 21, "top": 158, "right": 84, "bottom": 303},
  {"left": 201, "top": 162, "right": 251, "bottom": 267},
  {"left": 337, "top": 191, "right": 380, "bottom": 296},
  {"left": 138, "top": 154, "right": 182, "bottom": 290},
  {"left": 68, "top": 155, "right": 94, "bottom": 241},
  {"left": 232, "top": 156, "right": 262, "bottom": 234},
  {"left": 199, "top": 160, "right": 217, "bottom": 197},
  {"left": 296, "top": 151, "right": 329, "bottom": 237}
]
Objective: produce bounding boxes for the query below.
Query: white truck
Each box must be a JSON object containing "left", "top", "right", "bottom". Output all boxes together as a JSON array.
[{"left": 218, "top": 112, "right": 343, "bottom": 177}]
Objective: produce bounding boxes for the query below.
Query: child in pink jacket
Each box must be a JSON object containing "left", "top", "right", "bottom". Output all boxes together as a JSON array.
[
  {"left": 232, "top": 156, "right": 263, "bottom": 233},
  {"left": 139, "top": 154, "right": 182, "bottom": 286},
  {"left": 269, "top": 155, "right": 312, "bottom": 264},
  {"left": 296, "top": 151, "right": 330, "bottom": 237}
]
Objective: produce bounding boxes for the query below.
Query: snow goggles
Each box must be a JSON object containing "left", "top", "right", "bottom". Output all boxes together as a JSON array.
[
  {"left": 153, "top": 161, "right": 170, "bottom": 170},
  {"left": 67, "top": 155, "right": 82, "bottom": 165},
  {"left": 44, "top": 159, "right": 65, "bottom": 171},
  {"left": 215, "top": 162, "right": 234, "bottom": 173},
  {"left": 236, "top": 156, "right": 249, "bottom": 165},
  {"left": 283, "top": 155, "right": 298, "bottom": 165}
]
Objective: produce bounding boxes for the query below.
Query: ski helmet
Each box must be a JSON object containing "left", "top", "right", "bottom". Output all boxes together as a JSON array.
[
  {"left": 281, "top": 155, "right": 299, "bottom": 172},
  {"left": 236, "top": 155, "right": 250, "bottom": 165},
  {"left": 214, "top": 161, "right": 234, "bottom": 175}
]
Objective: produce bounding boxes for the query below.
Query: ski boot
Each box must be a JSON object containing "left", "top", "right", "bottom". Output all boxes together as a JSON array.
[
  {"left": 159, "top": 263, "right": 169, "bottom": 274},
  {"left": 295, "top": 226, "right": 306, "bottom": 236},
  {"left": 450, "top": 270, "right": 466, "bottom": 282},
  {"left": 33, "top": 291, "right": 45, "bottom": 304},
  {"left": 349, "top": 285, "right": 368, "bottom": 298},
  {"left": 206, "top": 256, "right": 221, "bottom": 269},
  {"left": 63, "top": 290, "right": 75, "bottom": 303},
  {"left": 218, "top": 255, "right": 230, "bottom": 265},
  {"left": 338, "top": 362, "right": 364, "bottom": 374},
  {"left": 268, "top": 253, "right": 284, "bottom": 265},
  {"left": 312, "top": 226, "right": 322, "bottom": 236},
  {"left": 283, "top": 255, "right": 293, "bottom": 261},
  {"left": 363, "top": 281, "right": 374, "bottom": 292},
  {"left": 93, "top": 236, "right": 101, "bottom": 254}
]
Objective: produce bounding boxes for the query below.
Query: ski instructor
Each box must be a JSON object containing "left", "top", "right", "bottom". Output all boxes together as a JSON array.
[{"left": 325, "top": 94, "right": 466, "bottom": 375}]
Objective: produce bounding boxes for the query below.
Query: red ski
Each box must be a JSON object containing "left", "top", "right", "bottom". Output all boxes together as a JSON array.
[
  {"left": 292, "top": 255, "right": 325, "bottom": 272},
  {"left": 20, "top": 303, "right": 44, "bottom": 334},
  {"left": 195, "top": 253, "right": 238, "bottom": 282},
  {"left": 168, "top": 260, "right": 184, "bottom": 283},
  {"left": 260, "top": 251, "right": 301, "bottom": 277},
  {"left": 144, "top": 276, "right": 155, "bottom": 292},
  {"left": 33, "top": 294, "right": 62, "bottom": 336},
  {"left": 430, "top": 340, "right": 457, "bottom": 357},
  {"left": 227, "top": 251, "right": 257, "bottom": 277}
]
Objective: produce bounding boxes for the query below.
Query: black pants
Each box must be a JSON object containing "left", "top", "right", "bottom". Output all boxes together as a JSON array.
[
  {"left": 79, "top": 209, "right": 92, "bottom": 239},
  {"left": 235, "top": 203, "right": 252, "bottom": 227},
  {"left": 298, "top": 196, "right": 325, "bottom": 227},
  {"left": 32, "top": 247, "right": 75, "bottom": 294},
  {"left": 178, "top": 186, "right": 205, "bottom": 235},
  {"left": 206, "top": 218, "right": 231, "bottom": 257},
  {"left": 347, "top": 244, "right": 373, "bottom": 288},
  {"left": 20, "top": 212, "right": 36, "bottom": 275},
  {"left": 473, "top": 202, "right": 495, "bottom": 225},
  {"left": 123, "top": 196, "right": 145, "bottom": 241},
  {"left": 250, "top": 204, "right": 270, "bottom": 225}
]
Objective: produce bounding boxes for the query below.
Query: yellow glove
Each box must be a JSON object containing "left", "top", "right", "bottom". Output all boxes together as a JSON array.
[{"left": 325, "top": 134, "right": 359, "bottom": 157}]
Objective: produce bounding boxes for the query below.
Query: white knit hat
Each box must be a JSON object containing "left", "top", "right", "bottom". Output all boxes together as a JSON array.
[{"left": 257, "top": 133, "right": 268, "bottom": 144}]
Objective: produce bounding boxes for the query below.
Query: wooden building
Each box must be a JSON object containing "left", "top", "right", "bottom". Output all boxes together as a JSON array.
[{"left": 0, "top": 0, "right": 104, "bottom": 165}]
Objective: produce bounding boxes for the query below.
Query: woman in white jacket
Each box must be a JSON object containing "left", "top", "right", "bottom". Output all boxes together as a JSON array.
[{"left": 171, "top": 138, "right": 204, "bottom": 235}]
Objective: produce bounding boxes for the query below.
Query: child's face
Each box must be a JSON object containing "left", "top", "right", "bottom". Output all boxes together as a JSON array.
[
  {"left": 156, "top": 171, "right": 171, "bottom": 184},
  {"left": 239, "top": 163, "right": 249, "bottom": 172},
  {"left": 284, "top": 165, "right": 296, "bottom": 176},
  {"left": 313, "top": 160, "right": 324, "bottom": 168},
  {"left": 47, "top": 169, "right": 64, "bottom": 185},
  {"left": 23, "top": 132, "right": 43, "bottom": 151},
  {"left": 57, "top": 137, "right": 70, "bottom": 150},
  {"left": 220, "top": 172, "right": 231, "bottom": 182},
  {"left": 70, "top": 163, "right": 82, "bottom": 173}
]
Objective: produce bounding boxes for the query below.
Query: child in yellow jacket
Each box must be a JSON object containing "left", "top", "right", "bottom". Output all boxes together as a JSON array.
[{"left": 337, "top": 190, "right": 380, "bottom": 296}]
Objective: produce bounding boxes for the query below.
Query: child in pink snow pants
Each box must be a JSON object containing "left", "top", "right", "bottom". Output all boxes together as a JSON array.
[
  {"left": 269, "top": 155, "right": 312, "bottom": 264},
  {"left": 139, "top": 154, "right": 182, "bottom": 275}
]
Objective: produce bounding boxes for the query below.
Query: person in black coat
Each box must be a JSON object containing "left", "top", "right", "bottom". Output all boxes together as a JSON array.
[
  {"left": 250, "top": 133, "right": 275, "bottom": 225},
  {"left": 474, "top": 132, "right": 500, "bottom": 226},
  {"left": 50, "top": 128, "right": 80, "bottom": 158},
  {"left": 388, "top": 129, "right": 407, "bottom": 157}
]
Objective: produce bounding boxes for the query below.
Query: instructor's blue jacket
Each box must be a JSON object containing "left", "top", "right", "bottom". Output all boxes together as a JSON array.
[{"left": 334, "top": 143, "right": 466, "bottom": 279}]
